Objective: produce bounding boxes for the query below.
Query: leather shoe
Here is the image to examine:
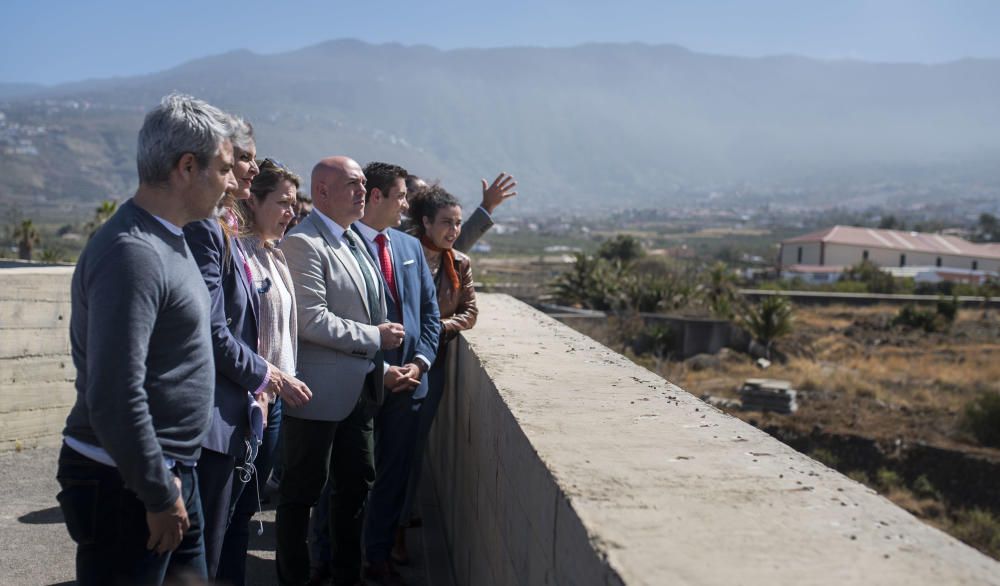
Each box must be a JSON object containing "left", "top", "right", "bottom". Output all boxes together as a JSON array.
[
  {"left": 306, "top": 563, "right": 332, "bottom": 586},
  {"left": 391, "top": 526, "right": 410, "bottom": 566},
  {"left": 364, "top": 560, "right": 404, "bottom": 586}
]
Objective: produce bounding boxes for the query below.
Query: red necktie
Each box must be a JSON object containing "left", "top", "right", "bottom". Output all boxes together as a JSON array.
[{"left": 374, "top": 233, "right": 399, "bottom": 305}]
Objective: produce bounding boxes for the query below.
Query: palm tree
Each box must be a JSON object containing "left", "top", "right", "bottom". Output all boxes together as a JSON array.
[
  {"left": 737, "top": 295, "right": 794, "bottom": 359},
  {"left": 86, "top": 200, "right": 118, "bottom": 238},
  {"left": 14, "top": 220, "right": 40, "bottom": 261}
]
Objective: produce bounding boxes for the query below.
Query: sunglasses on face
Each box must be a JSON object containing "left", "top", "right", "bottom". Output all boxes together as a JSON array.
[{"left": 257, "top": 157, "right": 287, "bottom": 171}]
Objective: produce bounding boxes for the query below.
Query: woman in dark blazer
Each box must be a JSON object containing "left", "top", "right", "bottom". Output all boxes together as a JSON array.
[{"left": 183, "top": 121, "right": 310, "bottom": 584}]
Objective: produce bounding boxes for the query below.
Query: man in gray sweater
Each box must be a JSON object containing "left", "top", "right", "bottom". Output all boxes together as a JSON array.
[{"left": 57, "top": 94, "right": 238, "bottom": 586}]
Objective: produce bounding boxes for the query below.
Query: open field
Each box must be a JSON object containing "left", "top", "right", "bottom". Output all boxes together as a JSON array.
[{"left": 666, "top": 306, "right": 1000, "bottom": 451}]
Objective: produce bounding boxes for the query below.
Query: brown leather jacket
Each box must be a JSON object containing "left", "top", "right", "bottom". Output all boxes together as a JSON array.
[{"left": 423, "top": 245, "right": 478, "bottom": 346}]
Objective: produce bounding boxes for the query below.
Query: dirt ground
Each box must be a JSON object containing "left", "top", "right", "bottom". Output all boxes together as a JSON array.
[
  {"left": 563, "top": 303, "right": 1000, "bottom": 558},
  {"left": 657, "top": 305, "right": 1000, "bottom": 457}
]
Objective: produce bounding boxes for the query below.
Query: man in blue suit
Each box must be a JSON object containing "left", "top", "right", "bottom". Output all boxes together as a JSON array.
[{"left": 354, "top": 162, "right": 441, "bottom": 583}]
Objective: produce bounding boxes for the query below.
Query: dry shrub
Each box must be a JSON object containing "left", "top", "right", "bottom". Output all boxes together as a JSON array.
[
  {"left": 787, "top": 359, "right": 881, "bottom": 400},
  {"left": 950, "top": 509, "right": 1000, "bottom": 559},
  {"left": 961, "top": 392, "right": 1000, "bottom": 448},
  {"left": 811, "top": 334, "right": 861, "bottom": 361}
]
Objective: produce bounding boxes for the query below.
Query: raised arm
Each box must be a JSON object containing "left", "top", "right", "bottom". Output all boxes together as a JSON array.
[{"left": 453, "top": 172, "right": 517, "bottom": 253}]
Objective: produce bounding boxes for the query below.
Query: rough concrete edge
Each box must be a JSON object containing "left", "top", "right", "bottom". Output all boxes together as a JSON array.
[
  {"left": 453, "top": 333, "right": 630, "bottom": 586},
  {"left": 461, "top": 294, "right": 1000, "bottom": 585}
]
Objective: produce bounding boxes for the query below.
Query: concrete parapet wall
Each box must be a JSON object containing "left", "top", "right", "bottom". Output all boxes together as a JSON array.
[
  {"left": 427, "top": 293, "right": 1000, "bottom": 585},
  {"left": 0, "top": 267, "right": 75, "bottom": 452}
]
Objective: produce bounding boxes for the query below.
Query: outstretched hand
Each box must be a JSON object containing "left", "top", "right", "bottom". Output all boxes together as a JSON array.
[{"left": 480, "top": 172, "right": 517, "bottom": 214}]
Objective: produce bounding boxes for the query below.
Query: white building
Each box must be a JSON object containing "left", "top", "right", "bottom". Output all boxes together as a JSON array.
[{"left": 778, "top": 225, "right": 1000, "bottom": 284}]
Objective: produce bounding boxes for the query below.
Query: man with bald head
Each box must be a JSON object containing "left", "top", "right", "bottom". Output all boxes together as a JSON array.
[{"left": 276, "top": 156, "right": 407, "bottom": 585}]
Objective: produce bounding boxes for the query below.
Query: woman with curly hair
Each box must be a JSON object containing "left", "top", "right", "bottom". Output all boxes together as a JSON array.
[{"left": 395, "top": 184, "right": 478, "bottom": 562}]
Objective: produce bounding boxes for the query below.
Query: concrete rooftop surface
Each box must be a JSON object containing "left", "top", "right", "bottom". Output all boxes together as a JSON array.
[
  {"left": 0, "top": 446, "right": 455, "bottom": 586},
  {"left": 3, "top": 267, "right": 1000, "bottom": 585}
]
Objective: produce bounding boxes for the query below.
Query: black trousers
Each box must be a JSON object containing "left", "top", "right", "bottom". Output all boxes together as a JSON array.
[
  {"left": 275, "top": 396, "right": 375, "bottom": 586},
  {"left": 55, "top": 443, "right": 207, "bottom": 586}
]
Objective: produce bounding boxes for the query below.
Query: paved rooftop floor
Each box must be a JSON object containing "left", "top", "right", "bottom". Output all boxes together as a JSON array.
[{"left": 0, "top": 446, "right": 454, "bottom": 585}]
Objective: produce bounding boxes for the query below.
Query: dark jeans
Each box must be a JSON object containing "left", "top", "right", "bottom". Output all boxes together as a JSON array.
[
  {"left": 56, "top": 443, "right": 207, "bottom": 586},
  {"left": 400, "top": 349, "right": 448, "bottom": 523},
  {"left": 364, "top": 389, "right": 421, "bottom": 561},
  {"left": 275, "top": 397, "right": 374, "bottom": 586},
  {"left": 198, "top": 447, "right": 241, "bottom": 579},
  {"left": 219, "top": 397, "right": 282, "bottom": 586}
]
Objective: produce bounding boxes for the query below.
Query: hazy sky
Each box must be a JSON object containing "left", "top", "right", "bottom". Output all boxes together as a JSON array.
[{"left": 2, "top": 0, "right": 999, "bottom": 84}]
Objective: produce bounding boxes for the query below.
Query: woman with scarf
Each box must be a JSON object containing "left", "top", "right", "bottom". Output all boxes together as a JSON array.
[{"left": 396, "top": 184, "right": 478, "bottom": 562}]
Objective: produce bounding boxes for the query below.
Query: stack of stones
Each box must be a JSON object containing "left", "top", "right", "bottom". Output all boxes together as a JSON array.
[{"left": 738, "top": 378, "right": 798, "bottom": 414}]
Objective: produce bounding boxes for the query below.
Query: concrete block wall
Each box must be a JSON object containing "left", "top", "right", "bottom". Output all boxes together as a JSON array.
[
  {"left": 426, "top": 293, "right": 1000, "bottom": 585},
  {"left": 0, "top": 267, "right": 75, "bottom": 452}
]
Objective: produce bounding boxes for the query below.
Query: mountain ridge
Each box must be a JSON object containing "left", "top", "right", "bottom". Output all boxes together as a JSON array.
[{"left": 2, "top": 39, "right": 999, "bottom": 216}]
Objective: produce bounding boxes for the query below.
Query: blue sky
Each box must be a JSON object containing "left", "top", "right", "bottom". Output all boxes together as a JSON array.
[{"left": 2, "top": 0, "right": 999, "bottom": 84}]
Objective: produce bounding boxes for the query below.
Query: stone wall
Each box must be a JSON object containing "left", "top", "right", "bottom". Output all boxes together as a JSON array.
[
  {"left": 426, "top": 294, "right": 1000, "bottom": 585},
  {"left": 0, "top": 267, "right": 75, "bottom": 451}
]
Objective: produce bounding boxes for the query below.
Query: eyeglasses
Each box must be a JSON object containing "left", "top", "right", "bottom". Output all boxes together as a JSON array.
[
  {"left": 257, "top": 276, "right": 272, "bottom": 295},
  {"left": 258, "top": 157, "right": 287, "bottom": 170}
]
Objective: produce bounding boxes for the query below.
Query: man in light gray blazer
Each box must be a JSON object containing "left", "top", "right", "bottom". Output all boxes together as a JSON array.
[{"left": 275, "top": 156, "right": 409, "bottom": 586}]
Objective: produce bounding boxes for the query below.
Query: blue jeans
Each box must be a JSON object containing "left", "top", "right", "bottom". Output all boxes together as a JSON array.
[{"left": 56, "top": 443, "right": 207, "bottom": 586}]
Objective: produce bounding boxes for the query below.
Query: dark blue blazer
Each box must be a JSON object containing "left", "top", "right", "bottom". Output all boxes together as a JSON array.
[
  {"left": 354, "top": 225, "right": 440, "bottom": 397},
  {"left": 184, "top": 218, "right": 268, "bottom": 457}
]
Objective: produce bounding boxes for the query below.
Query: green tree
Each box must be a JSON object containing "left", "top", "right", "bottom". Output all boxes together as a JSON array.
[
  {"left": 701, "top": 262, "right": 740, "bottom": 319},
  {"left": 842, "top": 260, "right": 897, "bottom": 294},
  {"left": 550, "top": 253, "right": 624, "bottom": 310},
  {"left": 973, "top": 213, "right": 999, "bottom": 243},
  {"left": 14, "top": 219, "right": 40, "bottom": 261},
  {"left": 977, "top": 276, "right": 999, "bottom": 318},
  {"left": 878, "top": 215, "right": 904, "bottom": 230},
  {"left": 597, "top": 234, "right": 644, "bottom": 263},
  {"left": 736, "top": 295, "right": 795, "bottom": 359},
  {"left": 86, "top": 200, "right": 118, "bottom": 239},
  {"left": 619, "top": 271, "right": 694, "bottom": 313}
]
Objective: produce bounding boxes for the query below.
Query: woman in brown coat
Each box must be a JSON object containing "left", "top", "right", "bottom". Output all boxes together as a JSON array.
[{"left": 396, "top": 185, "right": 478, "bottom": 561}]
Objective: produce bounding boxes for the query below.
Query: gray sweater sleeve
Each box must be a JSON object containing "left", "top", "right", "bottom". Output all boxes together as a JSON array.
[
  {"left": 453, "top": 206, "right": 493, "bottom": 253},
  {"left": 83, "top": 238, "right": 179, "bottom": 512}
]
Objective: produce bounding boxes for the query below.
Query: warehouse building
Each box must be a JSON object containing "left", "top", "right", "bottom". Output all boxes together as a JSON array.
[{"left": 778, "top": 225, "right": 1000, "bottom": 284}]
